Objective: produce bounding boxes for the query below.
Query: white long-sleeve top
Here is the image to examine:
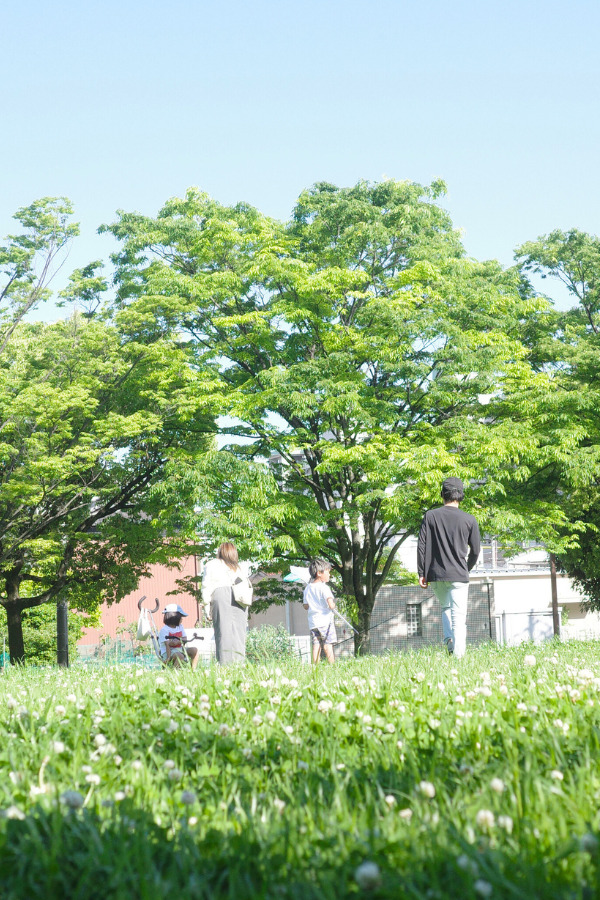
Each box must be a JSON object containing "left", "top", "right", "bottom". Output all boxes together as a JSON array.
[{"left": 201, "top": 558, "right": 246, "bottom": 608}]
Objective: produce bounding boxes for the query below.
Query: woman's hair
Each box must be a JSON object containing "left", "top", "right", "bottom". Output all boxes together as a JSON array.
[
  {"left": 308, "top": 558, "right": 331, "bottom": 580},
  {"left": 217, "top": 541, "right": 239, "bottom": 571},
  {"left": 163, "top": 612, "right": 182, "bottom": 627}
]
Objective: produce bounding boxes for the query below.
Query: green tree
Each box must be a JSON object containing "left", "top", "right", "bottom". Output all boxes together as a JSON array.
[
  {"left": 0, "top": 306, "right": 215, "bottom": 663},
  {"left": 106, "top": 182, "right": 561, "bottom": 652},
  {"left": 516, "top": 229, "right": 600, "bottom": 606},
  {"left": 0, "top": 198, "right": 79, "bottom": 353}
]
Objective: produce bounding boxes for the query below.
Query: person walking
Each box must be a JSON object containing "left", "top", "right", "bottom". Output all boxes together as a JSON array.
[
  {"left": 417, "top": 477, "right": 481, "bottom": 658},
  {"left": 202, "top": 542, "right": 249, "bottom": 664}
]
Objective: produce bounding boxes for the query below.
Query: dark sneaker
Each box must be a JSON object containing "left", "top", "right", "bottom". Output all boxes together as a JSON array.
[{"left": 445, "top": 637, "right": 454, "bottom": 655}]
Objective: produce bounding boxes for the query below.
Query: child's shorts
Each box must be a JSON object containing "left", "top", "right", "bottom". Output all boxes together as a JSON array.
[{"left": 311, "top": 623, "right": 337, "bottom": 646}]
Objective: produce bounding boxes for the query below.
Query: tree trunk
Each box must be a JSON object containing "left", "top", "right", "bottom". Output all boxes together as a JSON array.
[
  {"left": 5, "top": 602, "right": 25, "bottom": 664},
  {"left": 354, "top": 599, "right": 373, "bottom": 656}
]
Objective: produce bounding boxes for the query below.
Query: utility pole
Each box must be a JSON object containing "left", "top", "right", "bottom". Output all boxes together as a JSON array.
[
  {"left": 550, "top": 554, "right": 560, "bottom": 637},
  {"left": 57, "top": 598, "right": 69, "bottom": 667}
]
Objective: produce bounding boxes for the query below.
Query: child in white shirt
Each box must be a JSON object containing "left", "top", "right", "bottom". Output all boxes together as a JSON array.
[
  {"left": 303, "top": 558, "right": 337, "bottom": 664},
  {"left": 158, "top": 604, "right": 198, "bottom": 669}
]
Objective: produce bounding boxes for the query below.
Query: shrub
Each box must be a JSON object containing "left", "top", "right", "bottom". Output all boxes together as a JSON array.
[{"left": 246, "top": 624, "right": 296, "bottom": 663}]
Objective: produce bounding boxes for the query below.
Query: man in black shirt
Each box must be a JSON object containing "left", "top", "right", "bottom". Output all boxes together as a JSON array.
[{"left": 417, "top": 477, "right": 481, "bottom": 657}]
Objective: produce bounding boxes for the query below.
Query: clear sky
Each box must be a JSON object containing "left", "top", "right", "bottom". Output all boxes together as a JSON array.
[{"left": 2, "top": 0, "right": 599, "bottom": 306}]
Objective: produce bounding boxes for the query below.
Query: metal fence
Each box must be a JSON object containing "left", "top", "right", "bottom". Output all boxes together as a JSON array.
[{"left": 335, "top": 582, "right": 496, "bottom": 656}]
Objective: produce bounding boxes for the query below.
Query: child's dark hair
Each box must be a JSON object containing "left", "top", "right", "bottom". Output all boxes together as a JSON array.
[
  {"left": 163, "top": 612, "right": 182, "bottom": 628},
  {"left": 308, "top": 558, "right": 331, "bottom": 580}
]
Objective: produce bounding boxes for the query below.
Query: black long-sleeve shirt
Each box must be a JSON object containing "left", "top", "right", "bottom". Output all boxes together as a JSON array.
[{"left": 417, "top": 505, "right": 481, "bottom": 583}]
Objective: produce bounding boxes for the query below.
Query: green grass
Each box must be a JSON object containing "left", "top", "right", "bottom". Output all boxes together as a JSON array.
[{"left": 1, "top": 641, "right": 600, "bottom": 898}]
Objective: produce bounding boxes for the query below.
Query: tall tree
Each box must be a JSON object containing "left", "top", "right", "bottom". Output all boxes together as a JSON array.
[
  {"left": 106, "top": 182, "right": 559, "bottom": 651},
  {"left": 516, "top": 229, "right": 600, "bottom": 606},
  {"left": 0, "top": 307, "right": 215, "bottom": 662}
]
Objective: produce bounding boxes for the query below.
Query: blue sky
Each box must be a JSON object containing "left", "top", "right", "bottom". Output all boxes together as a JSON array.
[{"left": 2, "top": 0, "right": 599, "bottom": 307}]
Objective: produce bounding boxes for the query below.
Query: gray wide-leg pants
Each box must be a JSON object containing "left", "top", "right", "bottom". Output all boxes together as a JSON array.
[{"left": 211, "top": 586, "right": 248, "bottom": 664}]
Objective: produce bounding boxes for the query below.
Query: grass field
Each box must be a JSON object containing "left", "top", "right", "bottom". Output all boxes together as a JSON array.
[{"left": 1, "top": 641, "right": 600, "bottom": 899}]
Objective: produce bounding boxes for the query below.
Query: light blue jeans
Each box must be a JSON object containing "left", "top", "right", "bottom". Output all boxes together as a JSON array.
[{"left": 431, "top": 581, "right": 469, "bottom": 658}]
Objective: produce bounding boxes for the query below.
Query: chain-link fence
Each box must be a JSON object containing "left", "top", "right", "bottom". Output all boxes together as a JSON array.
[{"left": 336, "top": 582, "right": 496, "bottom": 656}]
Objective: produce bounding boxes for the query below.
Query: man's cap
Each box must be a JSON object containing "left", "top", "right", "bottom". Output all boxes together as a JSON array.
[
  {"left": 442, "top": 477, "right": 464, "bottom": 492},
  {"left": 163, "top": 603, "right": 188, "bottom": 616}
]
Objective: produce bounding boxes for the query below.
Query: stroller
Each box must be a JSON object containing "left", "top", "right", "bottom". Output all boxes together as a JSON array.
[{"left": 136, "top": 596, "right": 204, "bottom": 667}]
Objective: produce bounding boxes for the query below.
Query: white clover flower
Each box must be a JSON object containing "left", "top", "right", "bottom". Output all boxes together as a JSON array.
[
  {"left": 336, "top": 701, "right": 347, "bottom": 714},
  {"left": 241, "top": 747, "right": 253, "bottom": 759},
  {"left": 132, "top": 760, "right": 143, "bottom": 771},
  {"left": 284, "top": 725, "right": 294, "bottom": 735},
  {"left": 29, "top": 785, "right": 47, "bottom": 797},
  {"left": 181, "top": 791, "right": 197, "bottom": 805},
  {"left": 414, "top": 672, "right": 425, "bottom": 683},
  {"left": 53, "top": 741, "right": 66, "bottom": 754},
  {"left": 273, "top": 797, "right": 286, "bottom": 813},
  {"left": 155, "top": 676, "right": 166, "bottom": 685},
  {"left": 399, "top": 808, "right": 413, "bottom": 820},
  {"left": 265, "top": 710, "right": 277, "bottom": 723},
  {"left": 55, "top": 705, "right": 66, "bottom": 717},
  {"left": 523, "top": 654, "right": 536, "bottom": 667},
  {"left": 317, "top": 700, "right": 332, "bottom": 714},
  {"left": 94, "top": 734, "right": 107, "bottom": 748},
  {"left": 476, "top": 809, "right": 495, "bottom": 830},
  {"left": 297, "top": 760, "right": 309, "bottom": 771},
  {"left": 217, "top": 723, "right": 230, "bottom": 737},
  {"left": 2, "top": 806, "right": 25, "bottom": 820},
  {"left": 354, "top": 861, "right": 381, "bottom": 890},
  {"left": 66, "top": 694, "right": 77, "bottom": 703},
  {"left": 498, "top": 815, "right": 513, "bottom": 834},
  {"left": 418, "top": 781, "right": 436, "bottom": 798},
  {"left": 168, "top": 768, "right": 183, "bottom": 782},
  {"left": 490, "top": 778, "right": 505, "bottom": 794},
  {"left": 474, "top": 879, "right": 493, "bottom": 897},
  {"left": 61, "top": 790, "right": 84, "bottom": 809},
  {"left": 85, "top": 774, "right": 101, "bottom": 786},
  {"left": 385, "top": 723, "right": 395, "bottom": 733},
  {"left": 115, "top": 791, "right": 126, "bottom": 802},
  {"left": 252, "top": 715, "right": 262, "bottom": 726},
  {"left": 165, "top": 720, "right": 178, "bottom": 734}
]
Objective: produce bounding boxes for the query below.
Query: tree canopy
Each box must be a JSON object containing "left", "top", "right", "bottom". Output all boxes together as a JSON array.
[
  {"left": 105, "top": 180, "right": 571, "bottom": 650},
  {"left": 0, "top": 303, "right": 215, "bottom": 661}
]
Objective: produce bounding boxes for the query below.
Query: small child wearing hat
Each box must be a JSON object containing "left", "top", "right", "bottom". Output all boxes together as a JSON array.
[{"left": 158, "top": 604, "right": 198, "bottom": 669}]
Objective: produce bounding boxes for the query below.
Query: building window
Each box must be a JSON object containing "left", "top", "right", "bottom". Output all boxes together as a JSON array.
[{"left": 407, "top": 603, "right": 422, "bottom": 637}]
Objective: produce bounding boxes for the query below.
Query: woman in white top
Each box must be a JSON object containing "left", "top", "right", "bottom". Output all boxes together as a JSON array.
[{"left": 202, "top": 542, "right": 248, "bottom": 664}]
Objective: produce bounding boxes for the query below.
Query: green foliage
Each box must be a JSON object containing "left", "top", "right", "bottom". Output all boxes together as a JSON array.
[
  {"left": 0, "top": 603, "right": 86, "bottom": 666},
  {"left": 0, "top": 198, "right": 79, "bottom": 354},
  {"left": 0, "top": 644, "right": 600, "bottom": 897},
  {"left": 516, "top": 230, "right": 600, "bottom": 606},
  {"left": 245, "top": 624, "right": 296, "bottom": 663},
  {"left": 0, "top": 206, "right": 218, "bottom": 660},
  {"left": 105, "top": 182, "right": 559, "bottom": 651}
]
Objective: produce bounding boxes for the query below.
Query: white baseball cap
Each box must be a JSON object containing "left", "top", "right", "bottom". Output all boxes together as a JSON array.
[{"left": 163, "top": 603, "right": 188, "bottom": 616}]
